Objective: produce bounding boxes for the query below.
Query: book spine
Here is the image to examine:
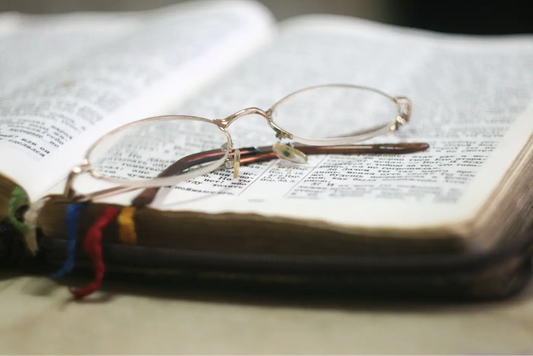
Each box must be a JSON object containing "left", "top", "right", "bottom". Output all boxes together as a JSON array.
[
  {"left": 0, "top": 221, "right": 22, "bottom": 267},
  {"left": 0, "top": 221, "right": 15, "bottom": 235}
]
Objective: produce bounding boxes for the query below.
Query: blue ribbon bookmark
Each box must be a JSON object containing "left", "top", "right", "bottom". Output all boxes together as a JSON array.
[{"left": 51, "top": 203, "right": 85, "bottom": 278}]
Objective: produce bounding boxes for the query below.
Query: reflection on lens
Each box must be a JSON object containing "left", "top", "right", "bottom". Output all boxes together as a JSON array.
[
  {"left": 270, "top": 85, "right": 399, "bottom": 141},
  {"left": 88, "top": 116, "right": 229, "bottom": 183}
]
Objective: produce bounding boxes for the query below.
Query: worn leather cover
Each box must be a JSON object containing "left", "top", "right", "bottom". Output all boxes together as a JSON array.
[{"left": 35, "top": 228, "right": 533, "bottom": 300}]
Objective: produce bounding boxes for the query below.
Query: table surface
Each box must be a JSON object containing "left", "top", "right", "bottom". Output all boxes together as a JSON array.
[{"left": 1, "top": 272, "right": 533, "bottom": 354}]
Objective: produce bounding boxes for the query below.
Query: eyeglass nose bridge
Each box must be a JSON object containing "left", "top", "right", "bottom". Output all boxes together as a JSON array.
[
  {"left": 214, "top": 107, "right": 293, "bottom": 140},
  {"left": 214, "top": 107, "right": 271, "bottom": 128}
]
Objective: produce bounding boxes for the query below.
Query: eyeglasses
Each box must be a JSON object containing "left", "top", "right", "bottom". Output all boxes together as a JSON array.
[{"left": 63, "top": 84, "right": 428, "bottom": 206}]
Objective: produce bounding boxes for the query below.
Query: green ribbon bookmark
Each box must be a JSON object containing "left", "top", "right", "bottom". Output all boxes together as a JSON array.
[{"left": 7, "top": 186, "right": 30, "bottom": 236}]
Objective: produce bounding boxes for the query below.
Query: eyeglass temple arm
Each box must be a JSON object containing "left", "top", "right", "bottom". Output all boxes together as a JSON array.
[{"left": 131, "top": 142, "right": 428, "bottom": 207}]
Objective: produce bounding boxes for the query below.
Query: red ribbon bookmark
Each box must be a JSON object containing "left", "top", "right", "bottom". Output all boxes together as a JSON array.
[{"left": 69, "top": 207, "right": 119, "bottom": 299}]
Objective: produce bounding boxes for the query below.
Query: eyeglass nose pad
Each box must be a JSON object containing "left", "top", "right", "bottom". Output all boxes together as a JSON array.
[
  {"left": 233, "top": 149, "right": 241, "bottom": 178},
  {"left": 272, "top": 143, "right": 308, "bottom": 164}
]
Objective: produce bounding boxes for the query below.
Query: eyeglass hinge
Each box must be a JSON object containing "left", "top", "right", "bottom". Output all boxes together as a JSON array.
[{"left": 63, "top": 164, "right": 90, "bottom": 200}]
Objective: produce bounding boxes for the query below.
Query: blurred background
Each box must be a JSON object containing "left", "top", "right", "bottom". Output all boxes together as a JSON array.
[{"left": 2, "top": 0, "right": 533, "bottom": 35}]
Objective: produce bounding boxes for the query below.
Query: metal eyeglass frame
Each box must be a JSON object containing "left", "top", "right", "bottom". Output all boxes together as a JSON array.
[{"left": 62, "top": 84, "right": 424, "bottom": 205}]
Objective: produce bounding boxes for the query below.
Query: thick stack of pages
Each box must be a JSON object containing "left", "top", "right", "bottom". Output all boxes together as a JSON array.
[{"left": 1, "top": 0, "right": 533, "bottom": 297}]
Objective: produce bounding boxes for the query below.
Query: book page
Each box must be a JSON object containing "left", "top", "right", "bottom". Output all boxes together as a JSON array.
[
  {"left": 0, "top": 0, "right": 274, "bottom": 201},
  {"left": 0, "top": 11, "right": 142, "bottom": 96},
  {"left": 50, "top": 14, "right": 533, "bottom": 235}
]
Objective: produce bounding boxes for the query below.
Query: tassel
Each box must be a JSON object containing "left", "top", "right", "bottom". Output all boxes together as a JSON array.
[
  {"left": 51, "top": 203, "right": 85, "bottom": 278},
  {"left": 69, "top": 207, "right": 119, "bottom": 299},
  {"left": 117, "top": 206, "right": 137, "bottom": 245},
  {"left": 23, "top": 197, "right": 51, "bottom": 255}
]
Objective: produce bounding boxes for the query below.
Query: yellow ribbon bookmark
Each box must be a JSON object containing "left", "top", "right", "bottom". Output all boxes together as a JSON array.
[{"left": 117, "top": 206, "right": 137, "bottom": 245}]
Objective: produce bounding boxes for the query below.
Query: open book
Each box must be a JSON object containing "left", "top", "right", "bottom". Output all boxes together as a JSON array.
[{"left": 1, "top": 0, "right": 533, "bottom": 261}]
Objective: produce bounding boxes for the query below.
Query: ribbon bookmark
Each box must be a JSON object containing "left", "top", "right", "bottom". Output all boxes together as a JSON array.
[
  {"left": 118, "top": 206, "right": 137, "bottom": 246},
  {"left": 7, "top": 186, "right": 30, "bottom": 236},
  {"left": 23, "top": 197, "right": 51, "bottom": 255},
  {"left": 69, "top": 207, "right": 119, "bottom": 299},
  {"left": 51, "top": 203, "right": 85, "bottom": 278}
]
